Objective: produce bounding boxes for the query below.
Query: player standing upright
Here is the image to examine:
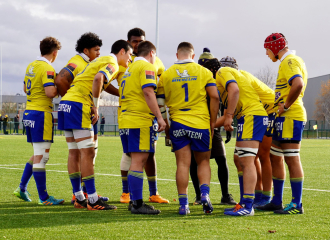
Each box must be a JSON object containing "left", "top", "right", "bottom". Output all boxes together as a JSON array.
[
  {"left": 257, "top": 33, "right": 307, "bottom": 214},
  {"left": 57, "top": 40, "right": 133, "bottom": 210},
  {"left": 157, "top": 42, "right": 219, "bottom": 215},
  {"left": 117, "top": 28, "right": 169, "bottom": 205},
  {"left": 119, "top": 41, "right": 166, "bottom": 214},
  {"left": 13, "top": 37, "right": 64, "bottom": 205}
]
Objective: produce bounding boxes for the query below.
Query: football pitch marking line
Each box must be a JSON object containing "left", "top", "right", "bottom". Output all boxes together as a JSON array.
[{"left": 1, "top": 166, "right": 330, "bottom": 193}]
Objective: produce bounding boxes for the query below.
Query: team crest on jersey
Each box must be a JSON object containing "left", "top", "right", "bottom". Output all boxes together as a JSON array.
[
  {"left": 106, "top": 64, "right": 115, "bottom": 75},
  {"left": 47, "top": 71, "right": 54, "bottom": 79},
  {"left": 25, "top": 65, "right": 35, "bottom": 77},
  {"left": 66, "top": 63, "right": 77, "bottom": 72},
  {"left": 145, "top": 71, "right": 155, "bottom": 80},
  {"left": 176, "top": 69, "right": 190, "bottom": 77},
  {"left": 172, "top": 69, "right": 197, "bottom": 83}
]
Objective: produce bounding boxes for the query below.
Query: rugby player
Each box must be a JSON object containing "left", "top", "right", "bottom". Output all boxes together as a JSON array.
[
  {"left": 55, "top": 32, "right": 110, "bottom": 204},
  {"left": 119, "top": 41, "right": 166, "bottom": 214},
  {"left": 13, "top": 37, "right": 64, "bottom": 205},
  {"left": 117, "top": 28, "right": 169, "bottom": 204},
  {"left": 214, "top": 57, "right": 268, "bottom": 216},
  {"left": 257, "top": 33, "right": 307, "bottom": 214},
  {"left": 157, "top": 42, "right": 219, "bottom": 215},
  {"left": 57, "top": 40, "right": 133, "bottom": 210}
]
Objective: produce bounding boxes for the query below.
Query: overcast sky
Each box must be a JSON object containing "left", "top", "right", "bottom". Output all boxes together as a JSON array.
[{"left": 0, "top": 0, "right": 329, "bottom": 95}]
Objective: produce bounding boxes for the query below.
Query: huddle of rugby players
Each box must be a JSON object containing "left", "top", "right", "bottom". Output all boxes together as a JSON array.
[{"left": 13, "top": 28, "right": 307, "bottom": 216}]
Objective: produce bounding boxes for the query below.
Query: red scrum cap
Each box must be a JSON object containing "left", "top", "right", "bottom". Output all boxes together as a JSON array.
[{"left": 264, "top": 33, "right": 288, "bottom": 58}]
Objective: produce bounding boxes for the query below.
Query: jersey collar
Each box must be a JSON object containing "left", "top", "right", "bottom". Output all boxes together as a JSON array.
[
  {"left": 174, "top": 59, "right": 194, "bottom": 64},
  {"left": 279, "top": 50, "right": 296, "bottom": 62},
  {"left": 109, "top": 53, "right": 117, "bottom": 61},
  {"left": 134, "top": 56, "right": 148, "bottom": 63},
  {"left": 36, "top": 56, "right": 52, "bottom": 66},
  {"left": 77, "top": 53, "right": 90, "bottom": 63}
]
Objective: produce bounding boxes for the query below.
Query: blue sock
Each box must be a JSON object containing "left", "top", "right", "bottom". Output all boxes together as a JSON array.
[
  {"left": 271, "top": 177, "right": 284, "bottom": 205},
  {"left": 33, "top": 168, "right": 48, "bottom": 201},
  {"left": 82, "top": 181, "right": 87, "bottom": 193},
  {"left": 147, "top": 175, "right": 157, "bottom": 196},
  {"left": 238, "top": 172, "right": 243, "bottom": 202},
  {"left": 20, "top": 160, "right": 33, "bottom": 192},
  {"left": 179, "top": 194, "right": 188, "bottom": 205},
  {"left": 82, "top": 175, "right": 96, "bottom": 194},
  {"left": 122, "top": 176, "right": 129, "bottom": 193},
  {"left": 290, "top": 178, "right": 303, "bottom": 208},
  {"left": 262, "top": 191, "right": 272, "bottom": 202},
  {"left": 200, "top": 184, "right": 210, "bottom": 195},
  {"left": 69, "top": 172, "right": 82, "bottom": 193},
  {"left": 242, "top": 194, "right": 254, "bottom": 209},
  {"left": 254, "top": 190, "right": 263, "bottom": 203},
  {"left": 128, "top": 171, "right": 143, "bottom": 201}
]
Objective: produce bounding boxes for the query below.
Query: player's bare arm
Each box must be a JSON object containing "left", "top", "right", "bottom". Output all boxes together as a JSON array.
[
  {"left": 44, "top": 85, "right": 57, "bottom": 98},
  {"left": 278, "top": 77, "right": 304, "bottom": 116},
  {"left": 104, "top": 83, "right": 119, "bottom": 97},
  {"left": 225, "top": 82, "right": 239, "bottom": 131},
  {"left": 91, "top": 72, "right": 104, "bottom": 124},
  {"left": 23, "top": 83, "right": 26, "bottom": 93},
  {"left": 143, "top": 86, "right": 166, "bottom": 132},
  {"left": 206, "top": 85, "right": 219, "bottom": 138},
  {"left": 55, "top": 68, "right": 73, "bottom": 97}
]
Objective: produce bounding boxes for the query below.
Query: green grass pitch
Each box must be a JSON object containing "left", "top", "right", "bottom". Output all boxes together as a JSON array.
[{"left": 0, "top": 135, "right": 329, "bottom": 239}]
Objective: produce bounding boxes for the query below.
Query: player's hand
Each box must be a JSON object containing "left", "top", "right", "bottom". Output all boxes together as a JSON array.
[
  {"left": 91, "top": 107, "right": 99, "bottom": 125},
  {"left": 224, "top": 115, "right": 234, "bottom": 132},
  {"left": 157, "top": 118, "right": 166, "bottom": 132},
  {"left": 225, "top": 131, "right": 232, "bottom": 144},
  {"left": 277, "top": 102, "right": 285, "bottom": 116}
]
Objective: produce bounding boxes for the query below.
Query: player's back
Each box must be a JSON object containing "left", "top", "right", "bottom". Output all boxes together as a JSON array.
[
  {"left": 240, "top": 70, "right": 275, "bottom": 115},
  {"left": 24, "top": 58, "right": 56, "bottom": 112},
  {"left": 62, "top": 55, "right": 118, "bottom": 105},
  {"left": 158, "top": 60, "right": 215, "bottom": 129},
  {"left": 63, "top": 54, "right": 89, "bottom": 79},
  {"left": 119, "top": 58, "right": 157, "bottom": 129}
]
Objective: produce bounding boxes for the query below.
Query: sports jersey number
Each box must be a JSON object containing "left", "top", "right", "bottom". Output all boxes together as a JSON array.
[
  {"left": 26, "top": 79, "right": 32, "bottom": 96},
  {"left": 182, "top": 83, "right": 188, "bottom": 102},
  {"left": 121, "top": 80, "right": 126, "bottom": 99}
]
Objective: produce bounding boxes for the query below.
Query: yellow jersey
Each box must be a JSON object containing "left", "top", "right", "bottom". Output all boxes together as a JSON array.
[
  {"left": 62, "top": 54, "right": 119, "bottom": 106},
  {"left": 24, "top": 57, "right": 56, "bottom": 112},
  {"left": 119, "top": 57, "right": 158, "bottom": 129},
  {"left": 276, "top": 51, "right": 308, "bottom": 121},
  {"left": 63, "top": 54, "right": 89, "bottom": 79},
  {"left": 216, "top": 67, "right": 267, "bottom": 119},
  {"left": 157, "top": 60, "right": 216, "bottom": 129},
  {"left": 240, "top": 70, "right": 275, "bottom": 115}
]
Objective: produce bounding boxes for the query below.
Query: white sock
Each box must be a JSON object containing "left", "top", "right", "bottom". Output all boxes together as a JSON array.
[
  {"left": 74, "top": 190, "right": 85, "bottom": 201},
  {"left": 88, "top": 192, "right": 98, "bottom": 204}
]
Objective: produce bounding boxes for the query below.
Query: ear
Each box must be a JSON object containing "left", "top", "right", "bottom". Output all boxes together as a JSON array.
[
  {"left": 83, "top": 48, "right": 89, "bottom": 56},
  {"left": 191, "top": 53, "right": 195, "bottom": 60},
  {"left": 176, "top": 53, "right": 178, "bottom": 59}
]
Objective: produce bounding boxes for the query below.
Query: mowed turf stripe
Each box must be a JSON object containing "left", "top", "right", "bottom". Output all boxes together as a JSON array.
[{"left": 1, "top": 166, "right": 330, "bottom": 193}]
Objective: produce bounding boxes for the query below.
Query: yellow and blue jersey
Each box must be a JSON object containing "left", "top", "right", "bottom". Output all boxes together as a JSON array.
[
  {"left": 240, "top": 70, "right": 275, "bottom": 115},
  {"left": 276, "top": 52, "right": 308, "bottom": 121},
  {"left": 215, "top": 67, "right": 267, "bottom": 119},
  {"left": 62, "top": 54, "right": 119, "bottom": 106},
  {"left": 24, "top": 57, "right": 56, "bottom": 112},
  {"left": 119, "top": 57, "right": 158, "bottom": 129},
  {"left": 157, "top": 60, "right": 216, "bottom": 129},
  {"left": 63, "top": 54, "right": 89, "bottom": 79}
]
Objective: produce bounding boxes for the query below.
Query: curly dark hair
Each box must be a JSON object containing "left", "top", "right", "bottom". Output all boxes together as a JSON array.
[
  {"left": 75, "top": 32, "right": 102, "bottom": 53},
  {"left": 40, "top": 37, "right": 61, "bottom": 55},
  {"left": 127, "top": 28, "right": 145, "bottom": 41}
]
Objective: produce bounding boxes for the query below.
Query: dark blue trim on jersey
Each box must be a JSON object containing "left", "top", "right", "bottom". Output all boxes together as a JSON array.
[
  {"left": 43, "top": 83, "right": 55, "bottom": 87},
  {"left": 142, "top": 83, "right": 157, "bottom": 89},
  {"left": 288, "top": 74, "right": 302, "bottom": 85},
  {"left": 99, "top": 71, "right": 109, "bottom": 81},
  {"left": 63, "top": 67, "right": 74, "bottom": 79},
  {"left": 179, "top": 109, "right": 191, "bottom": 111},
  {"left": 157, "top": 94, "right": 165, "bottom": 99},
  {"left": 122, "top": 110, "right": 126, "bottom": 112},
  {"left": 23, "top": 81, "right": 25, "bottom": 84},
  {"left": 205, "top": 83, "right": 216, "bottom": 87},
  {"left": 225, "top": 80, "right": 237, "bottom": 90},
  {"left": 27, "top": 100, "right": 31, "bottom": 102}
]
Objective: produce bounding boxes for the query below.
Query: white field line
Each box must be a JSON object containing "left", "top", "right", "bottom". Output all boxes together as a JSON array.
[{"left": 1, "top": 166, "right": 330, "bottom": 193}]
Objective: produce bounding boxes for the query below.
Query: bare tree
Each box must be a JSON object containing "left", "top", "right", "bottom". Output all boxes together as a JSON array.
[
  {"left": 254, "top": 65, "right": 277, "bottom": 90},
  {"left": 314, "top": 80, "right": 330, "bottom": 125}
]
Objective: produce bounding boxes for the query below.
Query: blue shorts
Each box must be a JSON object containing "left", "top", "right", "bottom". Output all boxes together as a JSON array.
[
  {"left": 265, "top": 112, "right": 276, "bottom": 137},
  {"left": 93, "top": 119, "right": 98, "bottom": 135},
  {"left": 236, "top": 115, "right": 268, "bottom": 142},
  {"left": 169, "top": 121, "right": 211, "bottom": 152},
  {"left": 23, "top": 110, "right": 53, "bottom": 143},
  {"left": 273, "top": 117, "right": 305, "bottom": 141},
  {"left": 120, "top": 127, "right": 157, "bottom": 153},
  {"left": 58, "top": 100, "right": 92, "bottom": 130}
]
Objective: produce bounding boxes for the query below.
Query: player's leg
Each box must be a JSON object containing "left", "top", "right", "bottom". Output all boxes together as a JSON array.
[
  {"left": 13, "top": 155, "right": 33, "bottom": 202},
  {"left": 189, "top": 151, "right": 201, "bottom": 204},
  {"left": 120, "top": 154, "right": 131, "bottom": 203},
  {"left": 254, "top": 157, "right": 263, "bottom": 205}
]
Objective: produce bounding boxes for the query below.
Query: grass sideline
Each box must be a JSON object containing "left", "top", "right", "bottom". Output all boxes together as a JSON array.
[{"left": 0, "top": 135, "right": 329, "bottom": 239}]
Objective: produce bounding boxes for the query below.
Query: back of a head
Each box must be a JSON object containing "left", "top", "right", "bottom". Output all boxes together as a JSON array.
[
  {"left": 75, "top": 32, "right": 102, "bottom": 53},
  {"left": 177, "top": 42, "right": 194, "bottom": 55},
  {"left": 127, "top": 28, "right": 145, "bottom": 41},
  {"left": 111, "top": 40, "right": 133, "bottom": 54},
  {"left": 40, "top": 36, "right": 61, "bottom": 56},
  {"left": 219, "top": 56, "right": 239, "bottom": 70},
  {"left": 198, "top": 48, "right": 214, "bottom": 66},
  {"left": 137, "top": 41, "right": 156, "bottom": 57}
]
